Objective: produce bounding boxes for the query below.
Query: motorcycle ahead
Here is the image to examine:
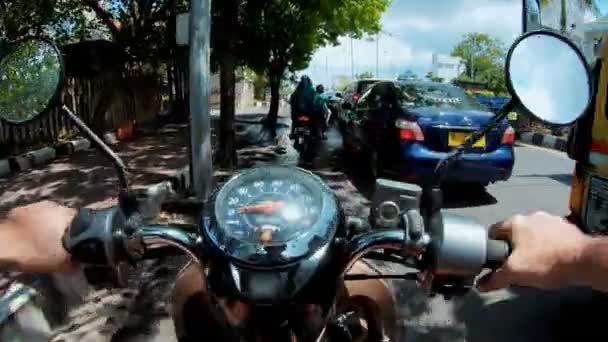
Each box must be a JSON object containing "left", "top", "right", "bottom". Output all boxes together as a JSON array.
[
  {"left": 0, "top": 29, "right": 592, "bottom": 341},
  {"left": 293, "top": 113, "right": 323, "bottom": 163}
]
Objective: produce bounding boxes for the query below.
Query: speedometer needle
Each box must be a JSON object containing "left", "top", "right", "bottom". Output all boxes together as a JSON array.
[{"left": 239, "top": 201, "right": 285, "bottom": 215}]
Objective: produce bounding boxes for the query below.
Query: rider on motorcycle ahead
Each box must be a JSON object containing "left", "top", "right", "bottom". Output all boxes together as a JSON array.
[{"left": 289, "top": 76, "right": 325, "bottom": 140}]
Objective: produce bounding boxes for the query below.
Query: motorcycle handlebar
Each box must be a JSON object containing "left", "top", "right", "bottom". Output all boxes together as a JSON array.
[
  {"left": 485, "top": 239, "right": 512, "bottom": 269},
  {"left": 64, "top": 207, "right": 511, "bottom": 286}
]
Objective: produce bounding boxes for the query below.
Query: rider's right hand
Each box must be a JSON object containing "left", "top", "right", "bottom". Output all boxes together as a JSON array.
[{"left": 477, "top": 211, "right": 591, "bottom": 292}]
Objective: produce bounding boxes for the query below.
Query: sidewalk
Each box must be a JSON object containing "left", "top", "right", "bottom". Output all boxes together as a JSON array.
[
  {"left": 519, "top": 131, "right": 568, "bottom": 152},
  {"left": 0, "top": 106, "right": 288, "bottom": 213},
  {"left": 0, "top": 125, "right": 189, "bottom": 214}
]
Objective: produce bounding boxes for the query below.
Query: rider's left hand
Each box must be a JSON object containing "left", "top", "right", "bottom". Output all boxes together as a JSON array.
[{"left": 2, "top": 201, "right": 77, "bottom": 273}]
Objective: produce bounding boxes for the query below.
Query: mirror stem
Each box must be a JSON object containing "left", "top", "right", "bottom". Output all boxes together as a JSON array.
[{"left": 60, "top": 105, "right": 130, "bottom": 193}]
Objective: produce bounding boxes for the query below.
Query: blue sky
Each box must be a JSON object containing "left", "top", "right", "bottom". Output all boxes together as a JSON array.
[
  {"left": 303, "top": 0, "right": 605, "bottom": 89},
  {"left": 599, "top": 0, "right": 608, "bottom": 15}
]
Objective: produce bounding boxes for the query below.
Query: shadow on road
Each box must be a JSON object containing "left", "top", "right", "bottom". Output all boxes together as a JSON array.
[
  {"left": 0, "top": 126, "right": 190, "bottom": 213},
  {"left": 442, "top": 184, "right": 498, "bottom": 209},
  {"left": 457, "top": 287, "right": 608, "bottom": 342}
]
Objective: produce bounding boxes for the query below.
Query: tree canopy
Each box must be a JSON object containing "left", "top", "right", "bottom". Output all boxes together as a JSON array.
[
  {"left": 1, "top": 0, "right": 189, "bottom": 65},
  {"left": 356, "top": 71, "right": 375, "bottom": 80},
  {"left": 451, "top": 32, "right": 507, "bottom": 94},
  {"left": 241, "top": 0, "right": 390, "bottom": 130}
]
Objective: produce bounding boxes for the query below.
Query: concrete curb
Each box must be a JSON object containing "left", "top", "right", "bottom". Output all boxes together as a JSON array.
[
  {"left": 519, "top": 131, "right": 568, "bottom": 152},
  {"left": 0, "top": 137, "right": 95, "bottom": 178}
]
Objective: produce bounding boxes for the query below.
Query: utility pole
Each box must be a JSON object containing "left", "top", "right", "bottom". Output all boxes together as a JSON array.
[
  {"left": 326, "top": 55, "right": 329, "bottom": 87},
  {"left": 189, "top": 0, "right": 213, "bottom": 200},
  {"left": 350, "top": 36, "right": 355, "bottom": 80},
  {"left": 376, "top": 33, "right": 379, "bottom": 78}
]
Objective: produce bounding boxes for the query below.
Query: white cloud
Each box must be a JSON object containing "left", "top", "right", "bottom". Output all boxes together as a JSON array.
[{"left": 303, "top": 0, "right": 522, "bottom": 88}]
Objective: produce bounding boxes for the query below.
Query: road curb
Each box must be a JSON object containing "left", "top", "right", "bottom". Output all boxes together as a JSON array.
[
  {"left": 0, "top": 136, "right": 98, "bottom": 178},
  {"left": 519, "top": 132, "right": 567, "bottom": 152}
]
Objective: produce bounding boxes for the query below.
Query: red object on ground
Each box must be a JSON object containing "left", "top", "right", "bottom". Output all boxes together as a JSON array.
[{"left": 117, "top": 120, "right": 136, "bottom": 140}]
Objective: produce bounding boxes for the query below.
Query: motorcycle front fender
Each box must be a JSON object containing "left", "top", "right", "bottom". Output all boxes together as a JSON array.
[{"left": 171, "top": 260, "right": 401, "bottom": 342}]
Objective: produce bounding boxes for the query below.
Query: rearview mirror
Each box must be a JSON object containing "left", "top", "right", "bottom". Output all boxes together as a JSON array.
[
  {"left": 506, "top": 30, "right": 591, "bottom": 125},
  {"left": 0, "top": 38, "right": 64, "bottom": 125}
]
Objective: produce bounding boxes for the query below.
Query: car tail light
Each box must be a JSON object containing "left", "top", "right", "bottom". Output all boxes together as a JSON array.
[
  {"left": 396, "top": 119, "right": 424, "bottom": 141},
  {"left": 297, "top": 115, "right": 310, "bottom": 122},
  {"left": 501, "top": 126, "right": 515, "bottom": 144}
]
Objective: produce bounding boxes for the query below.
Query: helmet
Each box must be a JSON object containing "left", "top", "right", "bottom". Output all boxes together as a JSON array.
[{"left": 316, "top": 84, "right": 325, "bottom": 94}]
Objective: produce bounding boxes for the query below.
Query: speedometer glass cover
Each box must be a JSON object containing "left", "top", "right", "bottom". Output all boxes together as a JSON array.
[{"left": 204, "top": 167, "right": 340, "bottom": 268}]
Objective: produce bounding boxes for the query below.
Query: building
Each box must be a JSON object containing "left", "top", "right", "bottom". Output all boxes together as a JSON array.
[
  {"left": 574, "top": 15, "right": 608, "bottom": 63},
  {"left": 430, "top": 53, "right": 465, "bottom": 83}
]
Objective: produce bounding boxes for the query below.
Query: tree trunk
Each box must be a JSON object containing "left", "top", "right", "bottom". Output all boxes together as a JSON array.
[
  {"left": 218, "top": 53, "right": 237, "bottom": 168},
  {"left": 217, "top": 0, "right": 238, "bottom": 169},
  {"left": 266, "top": 67, "right": 283, "bottom": 135}
]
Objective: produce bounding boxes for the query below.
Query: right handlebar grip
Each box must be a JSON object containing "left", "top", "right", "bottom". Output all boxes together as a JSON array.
[{"left": 485, "top": 239, "right": 511, "bottom": 269}]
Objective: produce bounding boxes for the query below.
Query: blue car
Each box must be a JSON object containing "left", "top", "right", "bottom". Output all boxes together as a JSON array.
[{"left": 339, "top": 80, "right": 515, "bottom": 186}]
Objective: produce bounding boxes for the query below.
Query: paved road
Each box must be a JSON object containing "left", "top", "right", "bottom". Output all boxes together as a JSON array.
[
  {"left": 311, "top": 127, "right": 608, "bottom": 342},
  {"left": 447, "top": 143, "right": 574, "bottom": 225},
  {"left": 4, "top": 117, "right": 606, "bottom": 341}
]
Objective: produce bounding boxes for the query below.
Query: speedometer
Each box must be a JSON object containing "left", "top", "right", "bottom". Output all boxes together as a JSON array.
[{"left": 203, "top": 167, "right": 340, "bottom": 268}]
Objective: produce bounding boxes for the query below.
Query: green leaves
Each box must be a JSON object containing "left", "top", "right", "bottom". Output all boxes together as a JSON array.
[
  {"left": 451, "top": 32, "right": 507, "bottom": 94},
  {"left": 356, "top": 71, "right": 374, "bottom": 80}
]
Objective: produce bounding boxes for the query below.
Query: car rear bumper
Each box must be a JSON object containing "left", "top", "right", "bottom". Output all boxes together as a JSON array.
[{"left": 399, "top": 143, "right": 514, "bottom": 184}]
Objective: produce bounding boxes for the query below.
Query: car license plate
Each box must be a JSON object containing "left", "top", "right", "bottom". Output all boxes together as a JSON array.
[
  {"left": 585, "top": 175, "right": 608, "bottom": 234},
  {"left": 448, "top": 131, "right": 486, "bottom": 148}
]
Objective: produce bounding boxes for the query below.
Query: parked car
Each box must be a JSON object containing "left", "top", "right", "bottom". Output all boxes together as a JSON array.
[
  {"left": 341, "top": 79, "right": 387, "bottom": 108},
  {"left": 339, "top": 80, "right": 515, "bottom": 187}
]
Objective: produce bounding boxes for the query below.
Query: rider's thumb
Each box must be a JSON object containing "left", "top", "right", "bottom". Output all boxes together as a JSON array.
[{"left": 476, "top": 269, "right": 511, "bottom": 292}]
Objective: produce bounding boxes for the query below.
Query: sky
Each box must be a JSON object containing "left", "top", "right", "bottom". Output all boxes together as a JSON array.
[
  {"left": 600, "top": 1, "right": 608, "bottom": 15},
  {"left": 303, "top": 0, "right": 607, "bottom": 89}
]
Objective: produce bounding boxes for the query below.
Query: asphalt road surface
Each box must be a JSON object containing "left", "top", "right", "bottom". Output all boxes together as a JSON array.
[{"left": 314, "top": 126, "right": 608, "bottom": 342}]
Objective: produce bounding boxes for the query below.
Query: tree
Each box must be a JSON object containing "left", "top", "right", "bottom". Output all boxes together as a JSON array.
[
  {"left": 0, "top": 1, "right": 108, "bottom": 43},
  {"left": 211, "top": 0, "right": 241, "bottom": 168},
  {"left": 425, "top": 71, "right": 434, "bottom": 80},
  {"left": 334, "top": 75, "right": 351, "bottom": 91},
  {"left": 451, "top": 33, "right": 507, "bottom": 94},
  {"left": 243, "top": 0, "right": 390, "bottom": 134},
  {"left": 356, "top": 71, "right": 374, "bottom": 80}
]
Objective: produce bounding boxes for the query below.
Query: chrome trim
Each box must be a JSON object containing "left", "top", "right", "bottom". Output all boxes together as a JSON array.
[
  {"left": 140, "top": 226, "right": 200, "bottom": 262},
  {"left": 432, "top": 125, "right": 477, "bottom": 131},
  {"left": 344, "top": 229, "right": 406, "bottom": 274}
]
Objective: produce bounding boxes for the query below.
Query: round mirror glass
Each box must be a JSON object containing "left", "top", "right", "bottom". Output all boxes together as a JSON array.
[
  {"left": 0, "top": 39, "right": 63, "bottom": 124},
  {"left": 507, "top": 31, "right": 591, "bottom": 125}
]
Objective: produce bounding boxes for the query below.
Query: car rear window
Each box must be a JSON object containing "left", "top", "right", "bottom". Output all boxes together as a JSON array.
[
  {"left": 357, "top": 81, "right": 378, "bottom": 94},
  {"left": 398, "top": 82, "right": 486, "bottom": 111}
]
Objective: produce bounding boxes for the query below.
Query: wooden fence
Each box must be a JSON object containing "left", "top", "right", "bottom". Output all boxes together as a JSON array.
[{"left": 0, "top": 70, "right": 163, "bottom": 159}]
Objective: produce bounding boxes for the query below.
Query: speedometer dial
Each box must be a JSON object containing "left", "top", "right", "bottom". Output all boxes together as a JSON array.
[
  {"left": 219, "top": 178, "right": 320, "bottom": 245},
  {"left": 204, "top": 167, "right": 340, "bottom": 267}
]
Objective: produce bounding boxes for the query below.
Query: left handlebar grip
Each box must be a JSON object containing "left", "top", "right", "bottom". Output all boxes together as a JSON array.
[{"left": 62, "top": 207, "right": 126, "bottom": 266}]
